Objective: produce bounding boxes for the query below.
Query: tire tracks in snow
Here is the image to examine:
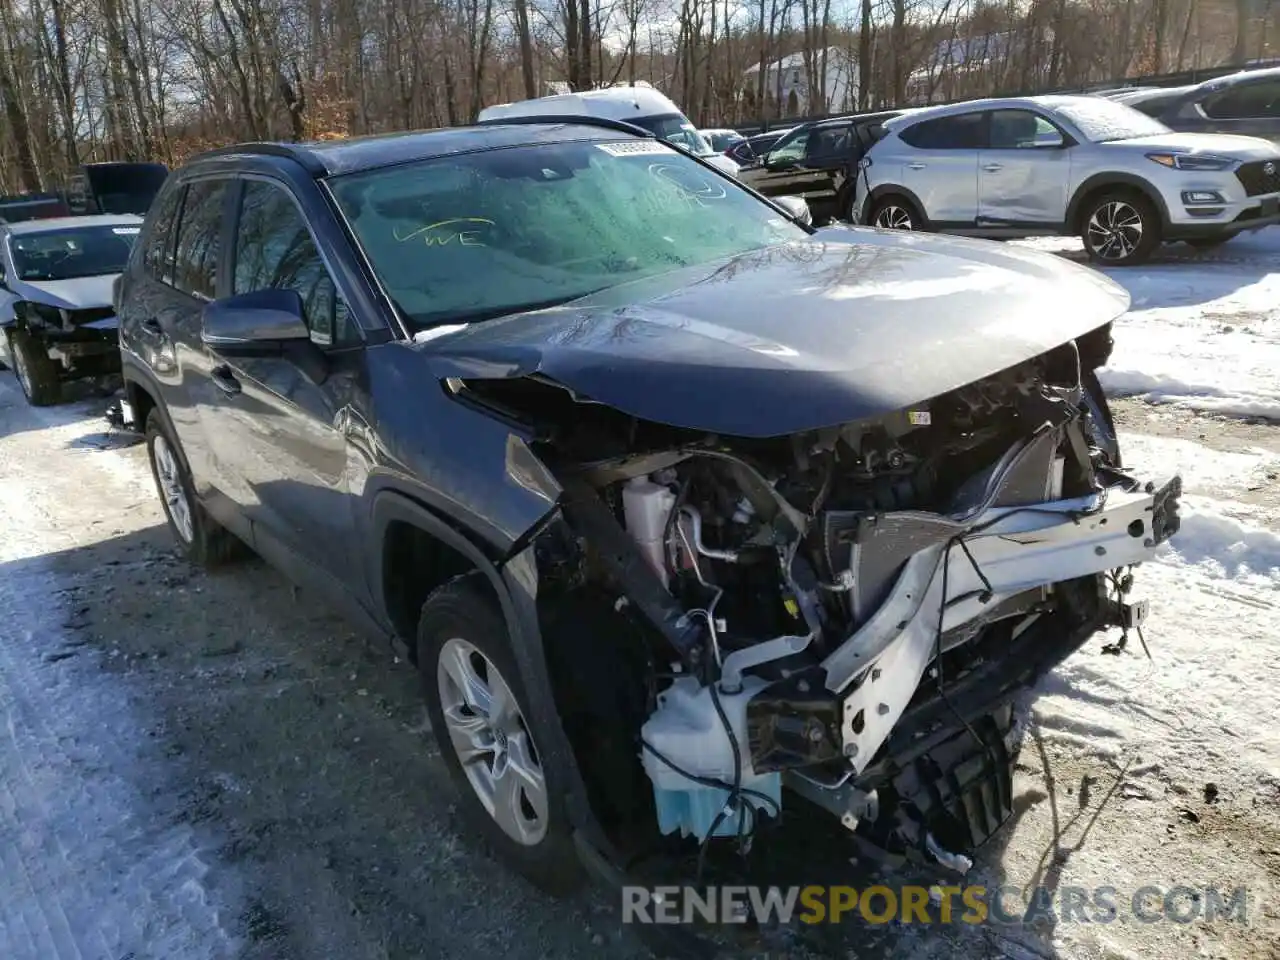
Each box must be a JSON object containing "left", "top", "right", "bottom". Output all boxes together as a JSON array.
[{"left": 0, "top": 381, "right": 243, "bottom": 960}]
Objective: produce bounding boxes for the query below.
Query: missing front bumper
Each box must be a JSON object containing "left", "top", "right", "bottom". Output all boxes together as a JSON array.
[{"left": 822, "top": 473, "right": 1181, "bottom": 771}]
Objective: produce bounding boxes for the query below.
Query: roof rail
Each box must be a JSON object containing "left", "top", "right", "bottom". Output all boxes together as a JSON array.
[
  {"left": 475, "top": 114, "right": 654, "bottom": 138},
  {"left": 190, "top": 141, "right": 328, "bottom": 177}
]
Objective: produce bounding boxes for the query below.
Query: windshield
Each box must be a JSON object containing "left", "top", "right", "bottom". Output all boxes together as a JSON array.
[
  {"left": 8, "top": 223, "right": 139, "bottom": 281},
  {"left": 329, "top": 139, "right": 805, "bottom": 330},
  {"left": 1050, "top": 98, "right": 1172, "bottom": 142},
  {"left": 632, "top": 113, "right": 716, "bottom": 155}
]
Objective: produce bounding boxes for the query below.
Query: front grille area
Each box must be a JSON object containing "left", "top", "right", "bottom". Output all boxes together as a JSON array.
[
  {"left": 68, "top": 306, "right": 116, "bottom": 326},
  {"left": 1236, "top": 160, "right": 1280, "bottom": 197}
]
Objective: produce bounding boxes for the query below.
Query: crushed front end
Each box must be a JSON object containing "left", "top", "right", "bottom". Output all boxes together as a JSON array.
[
  {"left": 15, "top": 300, "right": 122, "bottom": 378},
  {"left": 475, "top": 331, "right": 1181, "bottom": 877}
]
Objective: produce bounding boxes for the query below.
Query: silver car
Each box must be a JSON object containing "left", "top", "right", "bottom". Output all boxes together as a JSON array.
[
  {"left": 854, "top": 94, "right": 1280, "bottom": 265},
  {"left": 0, "top": 214, "right": 142, "bottom": 405}
]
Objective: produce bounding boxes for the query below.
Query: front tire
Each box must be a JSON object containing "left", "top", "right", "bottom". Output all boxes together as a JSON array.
[
  {"left": 1081, "top": 191, "right": 1160, "bottom": 266},
  {"left": 8, "top": 328, "right": 61, "bottom": 406},
  {"left": 418, "top": 578, "right": 583, "bottom": 894},
  {"left": 144, "top": 408, "right": 243, "bottom": 566}
]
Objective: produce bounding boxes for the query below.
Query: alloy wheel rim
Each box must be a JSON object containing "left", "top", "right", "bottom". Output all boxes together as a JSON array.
[
  {"left": 1086, "top": 201, "right": 1143, "bottom": 261},
  {"left": 874, "top": 205, "right": 914, "bottom": 230},
  {"left": 152, "top": 434, "right": 194, "bottom": 543},
  {"left": 437, "top": 637, "right": 549, "bottom": 846}
]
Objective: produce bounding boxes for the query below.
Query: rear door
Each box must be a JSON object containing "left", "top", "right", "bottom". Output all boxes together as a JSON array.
[
  {"left": 894, "top": 112, "right": 984, "bottom": 225},
  {"left": 121, "top": 176, "right": 236, "bottom": 508},
  {"left": 978, "top": 109, "right": 1073, "bottom": 227},
  {"left": 198, "top": 176, "right": 361, "bottom": 589}
]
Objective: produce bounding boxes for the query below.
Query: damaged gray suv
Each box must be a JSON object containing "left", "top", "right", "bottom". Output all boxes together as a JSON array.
[{"left": 114, "top": 118, "right": 1182, "bottom": 900}]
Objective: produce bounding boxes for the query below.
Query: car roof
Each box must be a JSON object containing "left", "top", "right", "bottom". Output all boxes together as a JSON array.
[
  {"left": 1111, "top": 85, "right": 1196, "bottom": 103},
  {"left": 883, "top": 95, "right": 1106, "bottom": 128},
  {"left": 1192, "top": 64, "right": 1280, "bottom": 94},
  {"left": 823, "top": 109, "right": 907, "bottom": 125},
  {"left": 478, "top": 86, "right": 685, "bottom": 125},
  {"left": 2, "top": 213, "right": 144, "bottom": 236},
  {"left": 191, "top": 122, "right": 654, "bottom": 178}
]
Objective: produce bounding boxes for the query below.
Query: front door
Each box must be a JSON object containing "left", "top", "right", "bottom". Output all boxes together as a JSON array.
[
  {"left": 978, "top": 109, "right": 1073, "bottom": 227},
  {"left": 199, "top": 177, "right": 362, "bottom": 589},
  {"left": 745, "top": 123, "right": 855, "bottom": 222},
  {"left": 743, "top": 126, "right": 817, "bottom": 199}
]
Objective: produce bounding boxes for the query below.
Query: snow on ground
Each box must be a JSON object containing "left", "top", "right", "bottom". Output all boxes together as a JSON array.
[
  {"left": 1033, "top": 430, "right": 1280, "bottom": 786},
  {"left": 2, "top": 230, "right": 1279, "bottom": 958},
  {"left": 1016, "top": 228, "right": 1280, "bottom": 421},
  {"left": 0, "top": 384, "right": 246, "bottom": 960}
]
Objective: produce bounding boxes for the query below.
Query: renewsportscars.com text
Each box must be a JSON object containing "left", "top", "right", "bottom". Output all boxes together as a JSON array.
[{"left": 622, "top": 884, "right": 1249, "bottom": 926}]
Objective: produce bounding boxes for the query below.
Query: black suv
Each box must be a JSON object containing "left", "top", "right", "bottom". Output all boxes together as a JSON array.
[
  {"left": 739, "top": 110, "right": 902, "bottom": 223},
  {"left": 116, "top": 119, "right": 1178, "bottom": 899},
  {"left": 1111, "top": 67, "right": 1280, "bottom": 145}
]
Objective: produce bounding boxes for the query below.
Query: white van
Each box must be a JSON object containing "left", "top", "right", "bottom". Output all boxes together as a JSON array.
[{"left": 478, "top": 87, "right": 741, "bottom": 178}]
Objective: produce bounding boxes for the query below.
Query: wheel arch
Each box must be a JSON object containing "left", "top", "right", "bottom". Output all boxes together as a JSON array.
[
  {"left": 368, "top": 488, "right": 508, "bottom": 657},
  {"left": 122, "top": 366, "right": 160, "bottom": 434},
  {"left": 370, "top": 489, "right": 613, "bottom": 858},
  {"left": 865, "top": 184, "right": 929, "bottom": 226},
  {"left": 1066, "top": 174, "right": 1169, "bottom": 234}
]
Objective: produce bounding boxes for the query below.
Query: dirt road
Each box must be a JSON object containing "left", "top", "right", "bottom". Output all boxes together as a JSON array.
[{"left": 2, "top": 378, "right": 1277, "bottom": 960}]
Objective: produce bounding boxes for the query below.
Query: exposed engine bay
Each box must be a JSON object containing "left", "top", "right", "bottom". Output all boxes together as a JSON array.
[{"left": 463, "top": 328, "right": 1182, "bottom": 875}]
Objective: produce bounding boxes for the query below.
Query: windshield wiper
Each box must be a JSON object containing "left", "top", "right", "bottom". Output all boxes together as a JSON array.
[{"left": 415, "top": 290, "right": 606, "bottom": 330}]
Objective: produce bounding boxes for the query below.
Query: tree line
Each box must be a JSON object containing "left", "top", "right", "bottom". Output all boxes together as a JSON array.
[{"left": 0, "top": 0, "right": 1275, "bottom": 194}]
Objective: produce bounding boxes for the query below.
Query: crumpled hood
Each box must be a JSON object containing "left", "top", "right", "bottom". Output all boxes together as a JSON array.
[
  {"left": 416, "top": 228, "right": 1130, "bottom": 438},
  {"left": 1111, "top": 132, "right": 1280, "bottom": 160},
  {"left": 12, "top": 274, "right": 117, "bottom": 311}
]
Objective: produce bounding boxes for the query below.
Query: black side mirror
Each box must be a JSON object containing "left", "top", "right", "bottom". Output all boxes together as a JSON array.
[{"left": 201, "top": 288, "right": 310, "bottom": 352}]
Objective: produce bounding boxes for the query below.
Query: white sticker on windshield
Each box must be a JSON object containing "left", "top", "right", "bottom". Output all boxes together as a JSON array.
[
  {"left": 596, "top": 141, "right": 672, "bottom": 157},
  {"left": 112, "top": 227, "right": 141, "bottom": 235}
]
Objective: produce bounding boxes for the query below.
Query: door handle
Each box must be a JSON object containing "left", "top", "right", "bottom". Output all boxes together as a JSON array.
[
  {"left": 211, "top": 363, "right": 242, "bottom": 397},
  {"left": 907, "top": 162, "right": 926, "bottom": 170},
  {"left": 983, "top": 163, "right": 1004, "bottom": 172}
]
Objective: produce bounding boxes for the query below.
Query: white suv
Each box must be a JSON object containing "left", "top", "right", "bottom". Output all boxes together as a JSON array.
[{"left": 854, "top": 94, "right": 1280, "bottom": 265}]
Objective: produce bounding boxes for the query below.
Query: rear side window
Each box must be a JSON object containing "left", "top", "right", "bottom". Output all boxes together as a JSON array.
[
  {"left": 172, "top": 179, "right": 229, "bottom": 300},
  {"left": 143, "top": 184, "right": 183, "bottom": 284},
  {"left": 1203, "top": 79, "right": 1280, "bottom": 120},
  {"left": 232, "top": 179, "right": 354, "bottom": 347},
  {"left": 899, "top": 114, "right": 987, "bottom": 149}
]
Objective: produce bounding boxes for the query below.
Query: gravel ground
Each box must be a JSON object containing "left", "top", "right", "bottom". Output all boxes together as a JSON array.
[
  {"left": 1, "top": 377, "right": 1277, "bottom": 960},
  {"left": 0, "top": 381, "right": 652, "bottom": 960}
]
